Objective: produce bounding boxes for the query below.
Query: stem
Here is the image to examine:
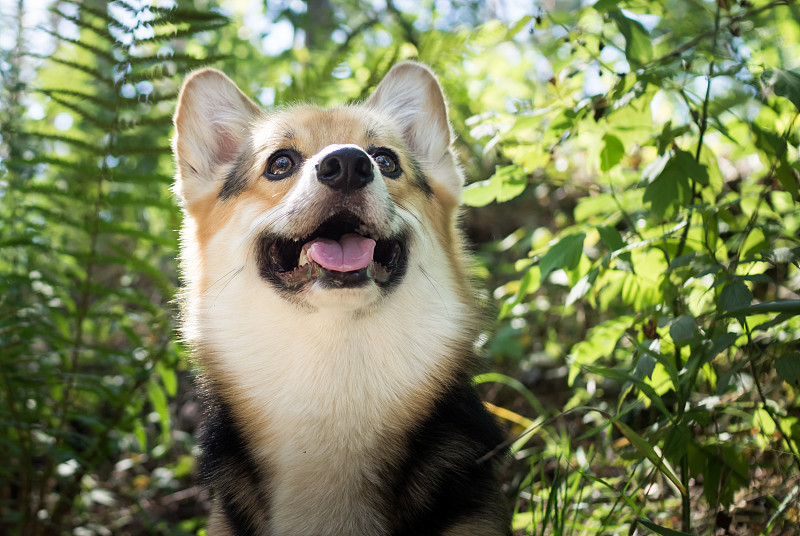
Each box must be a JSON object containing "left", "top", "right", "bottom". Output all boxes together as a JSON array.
[
  {"left": 671, "top": 4, "right": 725, "bottom": 532},
  {"left": 675, "top": 1, "right": 722, "bottom": 262},
  {"left": 680, "top": 458, "right": 691, "bottom": 532}
]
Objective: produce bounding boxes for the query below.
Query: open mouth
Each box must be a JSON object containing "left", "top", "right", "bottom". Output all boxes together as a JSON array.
[{"left": 257, "top": 213, "right": 407, "bottom": 290}]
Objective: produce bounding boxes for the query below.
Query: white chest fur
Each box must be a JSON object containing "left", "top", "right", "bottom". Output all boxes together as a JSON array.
[{"left": 191, "top": 256, "right": 470, "bottom": 534}]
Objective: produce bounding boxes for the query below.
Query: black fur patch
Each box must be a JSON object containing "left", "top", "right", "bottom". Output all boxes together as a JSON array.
[
  {"left": 198, "top": 387, "right": 271, "bottom": 535},
  {"left": 407, "top": 155, "right": 434, "bottom": 198},
  {"left": 387, "top": 379, "right": 511, "bottom": 536},
  {"left": 197, "top": 377, "right": 509, "bottom": 535},
  {"left": 218, "top": 152, "right": 251, "bottom": 199}
]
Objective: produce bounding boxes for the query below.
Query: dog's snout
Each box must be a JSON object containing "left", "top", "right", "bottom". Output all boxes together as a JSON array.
[{"left": 316, "top": 147, "right": 373, "bottom": 192}]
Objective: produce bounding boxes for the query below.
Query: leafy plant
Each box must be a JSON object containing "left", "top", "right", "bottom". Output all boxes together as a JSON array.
[
  {"left": 465, "top": 0, "right": 800, "bottom": 533},
  {"left": 0, "top": 2, "right": 227, "bottom": 533}
]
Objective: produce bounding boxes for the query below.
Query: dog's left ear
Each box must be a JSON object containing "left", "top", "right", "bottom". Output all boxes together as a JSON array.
[
  {"left": 173, "top": 68, "right": 261, "bottom": 204},
  {"left": 366, "top": 62, "right": 462, "bottom": 200}
]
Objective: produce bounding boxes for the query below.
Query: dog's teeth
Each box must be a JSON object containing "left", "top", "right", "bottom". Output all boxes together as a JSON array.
[{"left": 298, "top": 243, "right": 311, "bottom": 267}]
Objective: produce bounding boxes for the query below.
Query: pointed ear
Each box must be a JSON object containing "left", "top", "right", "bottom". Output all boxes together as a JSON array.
[
  {"left": 366, "top": 62, "right": 463, "bottom": 200},
  {"left": 173, "top": 68, "right": 261, "bottom": 203}
]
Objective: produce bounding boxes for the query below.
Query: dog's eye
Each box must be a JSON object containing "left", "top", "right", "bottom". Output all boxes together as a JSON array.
[
  {"left": 369, "top": 148, "right": 401, "bottom": 179},
  {"left": 265, "top": 150, "right": 299, "bottom": 180}
]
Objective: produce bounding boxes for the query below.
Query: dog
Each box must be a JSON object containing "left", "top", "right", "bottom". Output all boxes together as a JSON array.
[{"left": 172, "top": 61, "right": 511, "bottom": 536}]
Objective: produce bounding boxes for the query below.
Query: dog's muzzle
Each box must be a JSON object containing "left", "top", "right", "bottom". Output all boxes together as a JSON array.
[{"left": 256, "top": 212, "right": 407, "bottom": 292}]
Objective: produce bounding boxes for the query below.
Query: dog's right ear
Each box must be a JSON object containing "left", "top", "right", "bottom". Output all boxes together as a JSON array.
[{"left": 173, "top": 68, "right": 261, "bottom": 203}]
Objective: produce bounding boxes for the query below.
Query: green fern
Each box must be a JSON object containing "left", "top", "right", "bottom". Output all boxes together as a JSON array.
[{"left": 0, "top": 2, "right": 228, "bottom": 533}]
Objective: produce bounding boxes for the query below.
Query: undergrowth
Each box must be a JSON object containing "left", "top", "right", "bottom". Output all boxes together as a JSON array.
[{"left": 0, "top": 2, "right": 226, "bottom": 533}]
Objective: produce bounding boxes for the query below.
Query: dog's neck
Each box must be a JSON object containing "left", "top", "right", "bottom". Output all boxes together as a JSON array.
[{"left": 189, "top": 255, "right": 475, "bottom": 416}]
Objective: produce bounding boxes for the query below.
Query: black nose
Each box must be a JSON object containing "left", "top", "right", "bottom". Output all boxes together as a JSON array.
[{"left": 316, "top": 147, "right": 373, "bottom": 192}]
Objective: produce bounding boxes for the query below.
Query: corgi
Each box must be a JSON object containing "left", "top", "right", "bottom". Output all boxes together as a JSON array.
[{"left": 172, "top": 61, "right": 511, "bottom": 536}]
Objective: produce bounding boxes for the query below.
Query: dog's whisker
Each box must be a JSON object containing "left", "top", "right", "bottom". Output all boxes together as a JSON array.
[
  {"left": 203, "top": 266, "right": 243, "bottom": 293},
  {"left": 206, "top": 266, "right": 244, "bottom": 308},
  {"left": 419, "top": 265, "right": 449, "bottom": 315}
]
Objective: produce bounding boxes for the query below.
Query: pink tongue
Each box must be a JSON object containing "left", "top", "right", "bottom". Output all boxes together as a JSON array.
[{"left": 307, "top": 234, "right": 376, "bottom": 272}]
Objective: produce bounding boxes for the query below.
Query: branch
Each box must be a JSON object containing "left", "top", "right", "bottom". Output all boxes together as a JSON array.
[{"left": 643, "top": 0, "right": 794, "bottom": 69}]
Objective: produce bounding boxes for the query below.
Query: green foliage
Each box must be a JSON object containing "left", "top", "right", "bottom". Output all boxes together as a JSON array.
[
  {"left": 0, "top": 1, "right": 224, "bottom": 533},
  {"left": 467, "top": 0, "right": 800, "bottom": 533},
  {"left": 2, "top": 0, "right": 799, "bottom": 533}
]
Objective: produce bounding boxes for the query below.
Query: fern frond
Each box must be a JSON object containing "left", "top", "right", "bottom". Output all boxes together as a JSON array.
[
  {"left": 84, "top": 281, "right": 167, "bottom": 315},
  {"left": 4, "top": 156, "right": 111, "bottom": 176},
  {"left": 127, "top": 52, "right": 228, "bottom": 67},
  {"left": 38, "top": 88, "right": 117, "bottom": 110},
  {"left": 105, "top": 141, "right": 171, "bottom": 155},
  {"left": 97, "top": 222, "right": 174, "bottom": 248},
  {"left": 28, "top": 132, "right": 106, "bottom": 153},
  {"left": 125, "top": 64, "right": 175, "bottom": 84},
  {"left": 51, "top": 6, "right": 116, "bottom": 44},
  {"left": 2, "top": 2, "right": 228, "bottom": 530},
  {"left": 99, "top": 169, "right": 172, "bottom": 185},
  {"left": 26, "top": 55, "right": 114, "bottom": 86},
  {"left": 37, "top": 93, "right": 116, "bottom": 130},
  {"left": 117, "top": 114, "right": 174, "bottom": 130},
  {"left": 141, "top": 4, "right": 229, "bottom": 24},
  {"left": 105, "top": 190, "right": 175, "bottom": 210},
  {"left": 135, "top": 21, "right": 229, "bottom": 44},
  {"left": 38, "top": 28, "right": 116, "bottom": 63},
  {"left": 13, "top": 205, "right": 85, "bottom": 230}
]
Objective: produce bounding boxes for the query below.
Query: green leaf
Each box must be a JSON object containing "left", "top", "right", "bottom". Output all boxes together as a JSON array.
[
  {"left": 569, "top": 316, "right": 633, "bottom": 384},
  {"left": 707, "top": 332, "right": 738, "bottom": 365},
  {"left": 643, "top": 153, "right": 693, "bottom": 220},
  {"left": 566, "top": 267, "right": 598, "bottom": 307},
  {"left": 722, "top": 299, "right": 800, "bottom": 316},
  {"left": 608, "top": 11, "right": 653, "bottom": 68},
  {"left": 669, "top": 315, "right": 696, "bottom": 346},
  {"left": 499, "top": 267, "right": 540, "bottom": 319},
  {"left": 600, "top": 133, "right": 625, "bottom": 172},
  {"left": 474, "top": 372, "right": 546, "bottom": 415},
  {"left": 507, "top": 15, "right": 534, "bottom": 37},
  {"left": 762, "top": 68, "right": 800, "bottom": 110},
  {"left": 656, "top": 122, "right": 693, "bottom": 156},
  {"left": 597, "top": 225, "right": 625, "bottom": 251},
  {"left": 752, "top": 124, "right": 787, "bottom": 158},
  {"left": 673, "top": 149, "right": 709, "bottom": 186},
  {"left": 585, "top": 365, "right": 670, "bottom": 417},
  {"left": 539, "top": 233, "right": 586, "bottom": 283},
  {"left": 147, "top": 380, "right": 171, "bottom": 446},
  {"left": 133, "top": 419, "right": 147, "bottom": 452},
  {"left": 612, "top": 419, "right": 686, "bottom": 495},
  {"left": 775, "top": 353, "right": 800, "bottom": 387},
  {"left": 631, "top": 351, "right": 656, "bottom": 381},
  {"left": 776, "top": 158, "right": 799, "bottom": 199},
  {"left": 156, "top": 361, "right": 178, "bottom": 397},
  {"left": 593, "top": 0, "right": 619, "bottom": 13},
  {"left": 462, "top": 165, "right": 527, "bottom": 207},
  {"left": 719, "top": 281, "right": 753, "bottom": 313}
]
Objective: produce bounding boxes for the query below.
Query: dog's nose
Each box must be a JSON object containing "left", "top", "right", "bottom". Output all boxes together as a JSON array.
[{"left": 316, "top": 147, "right": 373, "bottom": 192}]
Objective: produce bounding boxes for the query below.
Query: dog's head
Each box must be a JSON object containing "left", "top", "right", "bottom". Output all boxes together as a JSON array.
[{"left": 173, "top": 62, "right": 471, "bottom": 318}]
